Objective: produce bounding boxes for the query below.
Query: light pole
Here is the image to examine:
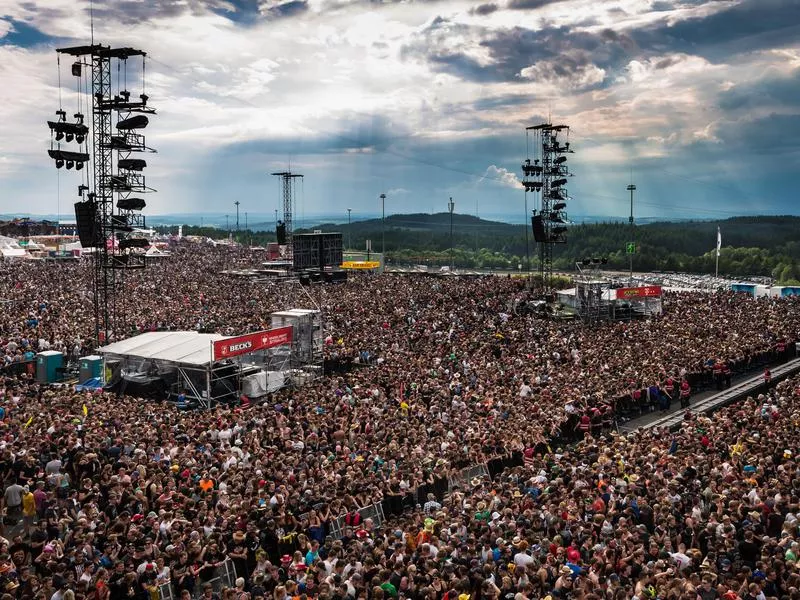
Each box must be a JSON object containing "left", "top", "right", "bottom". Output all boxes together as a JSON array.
[
  {"left": 379, "top": 193, "right": 386, "bottom": 259},
  {"left": 347, "top": 208, "right": 352, "bottom": 251},
  {"left": 245, "top": 212, "right": 248, "bottom": 247},
  {"left": 627, "top": 183, "right": 636, "bottom": 282},
  {"left": 234, "top": 200, "right": 240, "bottom": 234},
  {"left": 225, "top": 214, "right": 229, "bottom": 236},
  {"left": 448, "top": 196, "right": 455, "bottom": 270}
]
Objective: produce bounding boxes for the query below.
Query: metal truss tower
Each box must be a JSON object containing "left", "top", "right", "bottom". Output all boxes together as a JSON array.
[
  {"left": 271, "top": 171, "right": 303, "bottom": 259},
  {"left": 522, "top": 123, "right": 573, "bottom": 294},
  {"left": 48, "top": 44, "right": 156, "bottom": 344}
]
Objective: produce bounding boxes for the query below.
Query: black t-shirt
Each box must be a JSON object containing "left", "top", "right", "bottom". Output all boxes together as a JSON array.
[
  {"left": 697, "top": 587, "right": 718, "bottom": 600},
  {"left": 738, "top": 539, "right": 760, "bottom": 564}
]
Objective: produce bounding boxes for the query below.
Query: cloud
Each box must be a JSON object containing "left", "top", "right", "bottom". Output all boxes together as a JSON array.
[
  {"left": 480, "top": 165, "right": 521, "bottom": 188},
  {"left": 506, "top": 0, "right": 565, "bottom": 9},
  {"left": 261, "top": 0, "right": 309, "bottom": 18},
  {"left": 469, "top": 3, "right": 498, "bottom": 15},
  {"left": 0, "top": 0, "right": 799, "bottom": 219}
]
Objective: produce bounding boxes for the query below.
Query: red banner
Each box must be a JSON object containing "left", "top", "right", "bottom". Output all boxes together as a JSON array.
[
  {"left": 212, "top": 326, "right": 293, "bottom": 361},
  {"left": 615, "top": 285, "right": 662, "bottom": 300}
]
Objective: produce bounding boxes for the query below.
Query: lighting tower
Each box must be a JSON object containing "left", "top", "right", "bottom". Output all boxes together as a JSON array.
[
  {"left": 347, "top": 208, "right": 352, "bottom": 251},
  {"left": 448, "top": 197, "right": 455, "bottom": 270},
  {"left": 379, "top": 193, "right": 387, "bottom": 258},
  {"left": 627, "top": 183, "right": 636, "bottom": 281},
  {"left": 235, "top": 200, "right": 240, "bottom": 235},
  {"left": 47, "top": 43, "right": 156, "bottom": 345},
  {"left": 271, "top": 171, "right": 304, "bottom": 259},
  {"left": 522, "top": 123, "right": 573, "bottom": 294}
]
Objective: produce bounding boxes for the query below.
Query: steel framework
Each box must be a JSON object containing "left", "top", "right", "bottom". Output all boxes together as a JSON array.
[
  {"left": 522, "top": 123, "right": 573, "bottom": 293},
  {"left": 49, "top": 44, "right": 156, "bottom": 344},
  {"left": 271, "top": 171, "right": 303, "bottom": 260}
]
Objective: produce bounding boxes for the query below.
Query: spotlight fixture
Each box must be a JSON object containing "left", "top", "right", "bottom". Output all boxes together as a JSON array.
[
  {"left": 66, "top": 160, "right": 74, "bottom": 170},
  {"left": 55, "top": 159, "right": 64, "bottom": 169}
]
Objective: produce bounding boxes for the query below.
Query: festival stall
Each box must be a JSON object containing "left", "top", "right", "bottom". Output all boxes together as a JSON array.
[{"left": 98, "top": 327, "right": 293, "bottom": 409}]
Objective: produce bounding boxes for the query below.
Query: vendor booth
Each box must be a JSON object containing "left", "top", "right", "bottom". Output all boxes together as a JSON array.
[{"left": 98, "top": 328, "right": 294, "bottom": 409}]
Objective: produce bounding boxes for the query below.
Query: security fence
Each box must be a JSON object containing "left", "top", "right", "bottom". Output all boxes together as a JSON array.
[{"left": 159, "top": 558, "right": 237, "bottom": 600}]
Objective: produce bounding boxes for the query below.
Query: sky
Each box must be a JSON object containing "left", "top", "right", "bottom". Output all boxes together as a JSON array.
[{"left": 0, "top": 0, "right": 799, "bottom": 223}]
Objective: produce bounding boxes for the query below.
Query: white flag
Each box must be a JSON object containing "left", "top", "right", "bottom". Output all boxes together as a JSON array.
[{"left": 716, "top": 226, "right": 721, "bottom": 257}]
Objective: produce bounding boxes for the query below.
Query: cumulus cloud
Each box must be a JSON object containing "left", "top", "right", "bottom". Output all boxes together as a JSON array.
[
  {"left": 0, "top": 0, "right": 798, "bottom": 218},
  {"left": 480, "top": 165, "right": 521, "bottom": 188}
]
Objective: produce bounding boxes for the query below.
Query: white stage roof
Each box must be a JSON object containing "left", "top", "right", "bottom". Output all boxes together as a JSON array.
[{"left": 98, "top": 331, "right": 227, "bottom": 366}]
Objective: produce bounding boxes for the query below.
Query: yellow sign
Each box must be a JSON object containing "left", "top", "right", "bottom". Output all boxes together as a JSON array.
[{"left": 341, "top": 261, "right": 381, "bottom": 270}]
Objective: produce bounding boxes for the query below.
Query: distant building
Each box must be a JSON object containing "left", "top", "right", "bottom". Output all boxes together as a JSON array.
[{"left": 0, "top": 219, "right": 58, "bottom": 237}]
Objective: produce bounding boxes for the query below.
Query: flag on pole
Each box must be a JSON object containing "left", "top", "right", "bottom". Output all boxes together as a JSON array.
[
  {"left": 716, "top": 226, "right": 721, "bottom": 257},
  {"left": 24, "top": 416, "right": 33, "bottom": 428},
  {"left": 82, "top": 404, "right": 88, "bottom": 417}
]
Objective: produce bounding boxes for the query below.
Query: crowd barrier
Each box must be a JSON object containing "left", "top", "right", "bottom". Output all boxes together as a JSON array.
[
  {"left": 159, "top": 558, "right": 237, "bottom": 600},
  {"left": 447, "top": 463, "right": 490, "bottom": 491},
  {"left": 327, "top": 502, "right": 387, "bottom": 539}
]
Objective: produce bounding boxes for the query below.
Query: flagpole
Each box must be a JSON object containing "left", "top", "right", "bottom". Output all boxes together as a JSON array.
[{"left": 715, "top": 226, "right": 721, "bottom": 279}]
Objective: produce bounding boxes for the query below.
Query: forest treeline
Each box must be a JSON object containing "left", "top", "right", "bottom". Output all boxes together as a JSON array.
[{"left": 161, "top": 214, "right": 800, "bottom": 283}]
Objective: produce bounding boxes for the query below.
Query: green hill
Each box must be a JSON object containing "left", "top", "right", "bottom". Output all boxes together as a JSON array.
[{"left": 171, "top": 214, "right": 800, "bottom": 281}]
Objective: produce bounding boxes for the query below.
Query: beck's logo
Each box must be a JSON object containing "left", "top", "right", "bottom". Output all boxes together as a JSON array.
[{"left": 228, "top": 340, "right": 253, "bottom": 353}]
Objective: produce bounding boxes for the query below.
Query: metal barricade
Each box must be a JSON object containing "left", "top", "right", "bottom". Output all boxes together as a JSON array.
[
  {"left": 159, "top": 558, "right": 237, "bottom": 600},
  {"left": 328, "top": 502, "right": 386, "bottom": 540},
  {"left": 447, "top": 463, "right": 489, "bottom": 491}
]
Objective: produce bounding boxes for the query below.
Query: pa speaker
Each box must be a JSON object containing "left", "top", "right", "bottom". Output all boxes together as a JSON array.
[
  {"left": 276, "top": 222, "right": 287, "bottom": 245},
  {"left": 74, "top": 201, "right": 100, "bottom": 248},
  {"left": 531, "top": 215, "right": 546, "bottom": 243}
]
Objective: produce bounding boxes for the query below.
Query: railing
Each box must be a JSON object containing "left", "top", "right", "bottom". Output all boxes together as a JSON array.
[
  {"left": 447, "top": 463, "right": 489, "bottom": 491},
  {"left": 327, "top": 502, "right": 386, "bottom": 540},
  {"left": 159, "top": 558, "right": 237, "bottom": 600}
]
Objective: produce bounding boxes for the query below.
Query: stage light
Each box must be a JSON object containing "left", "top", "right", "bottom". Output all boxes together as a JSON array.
[
  {"left": 55, "top": 131, "right": 65, "bottom": 141},
  {"left": 66, "top": 133, "right": 74, "bottom": 143},
  {"left": 553, "top": 202, "right": 566, "bottom": 211},
  {"left": 55, "top": 159, "right": 64, "bottom": 169},
  {"left": 76, "top": 162, "right": 84, "bottom": 171},
  {"left": 66, "top": 160, "right": 74, "bottom": 170},
  {"left": 76, "top": 134, "right": 85, "bottom": 144}
]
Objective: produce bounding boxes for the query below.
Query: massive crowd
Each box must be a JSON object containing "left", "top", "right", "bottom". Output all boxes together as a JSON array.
[{"left": 0, "top": 242, "right": 798, "bottom": 600}]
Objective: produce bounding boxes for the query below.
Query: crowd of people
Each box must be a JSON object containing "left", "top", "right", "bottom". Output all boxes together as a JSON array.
[{"left": 0, "top": 241, "right": 798, "bottom": 600}]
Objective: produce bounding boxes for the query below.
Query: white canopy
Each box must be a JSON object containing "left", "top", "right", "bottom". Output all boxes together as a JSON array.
[{"left": 98, "top": 331, "right": 227, "bottom": 366}]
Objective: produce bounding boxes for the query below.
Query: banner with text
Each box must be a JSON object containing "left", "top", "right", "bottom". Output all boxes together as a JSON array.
[
  {"left": 615, "top": 285, "right": 662, "bottom": 300},
  {"left": 213, "top": 326, "right": 293, "bottom": 361}
]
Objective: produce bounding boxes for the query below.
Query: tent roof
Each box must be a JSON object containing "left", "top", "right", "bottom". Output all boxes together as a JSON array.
[{"left": 98, "top": 331, "right": 227, "bottom": 366}]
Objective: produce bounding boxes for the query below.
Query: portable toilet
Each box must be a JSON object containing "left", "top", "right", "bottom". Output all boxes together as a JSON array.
[
  {"left": 79, "top": 355, "right": 103, "bottom": 383},
  {"left": 36, "top": 350, "right": 64, "bottom": 384}
]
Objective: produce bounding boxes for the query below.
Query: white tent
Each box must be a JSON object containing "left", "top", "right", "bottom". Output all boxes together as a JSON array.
[{"left": 0, "top": 236, "right": 27, "bottom": 259}]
